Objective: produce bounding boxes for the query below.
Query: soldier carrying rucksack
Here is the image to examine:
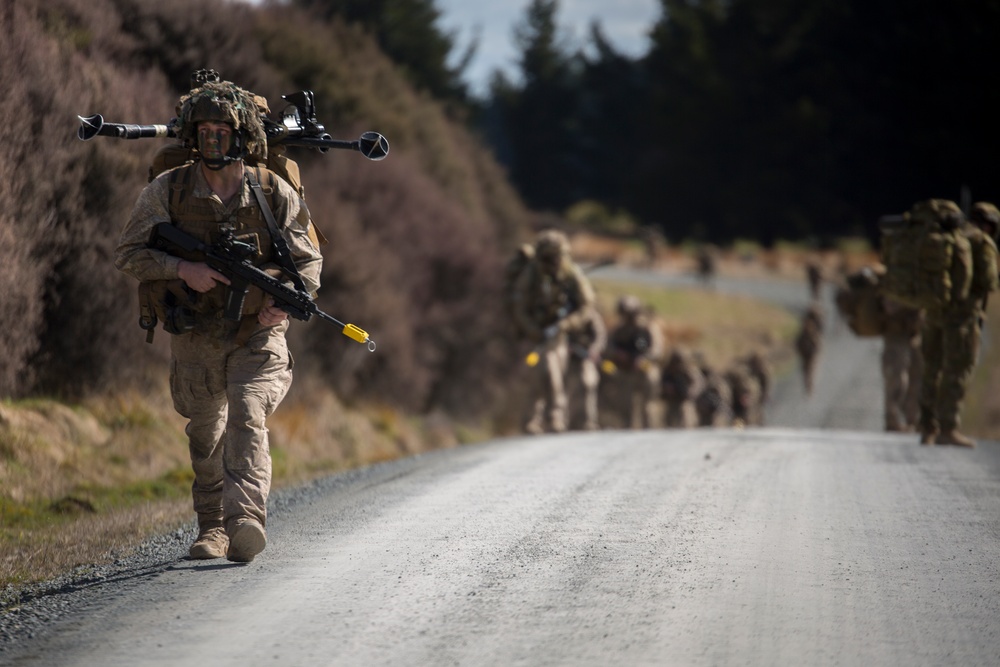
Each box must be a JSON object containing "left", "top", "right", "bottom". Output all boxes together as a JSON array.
[{"left": 883, "top": 199, "right": 997, "bottom": 447}]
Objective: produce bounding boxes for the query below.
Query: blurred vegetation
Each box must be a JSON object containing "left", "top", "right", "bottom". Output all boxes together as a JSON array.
[
  {"left": 482, "top": 0, "right": 1000, "bottom": 246},
  {"left": 0, "top": 0, "right": 533, "bottom": 416}
]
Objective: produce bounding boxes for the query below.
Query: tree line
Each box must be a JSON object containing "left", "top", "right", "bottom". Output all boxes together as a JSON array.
[{"left": 319, "top": 0, "right": 1000, "bottom": 245}]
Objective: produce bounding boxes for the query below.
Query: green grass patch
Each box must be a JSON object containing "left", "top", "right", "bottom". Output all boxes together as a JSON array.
[{"left": 0, "top": 467, "right": 192, "bottom": 533}]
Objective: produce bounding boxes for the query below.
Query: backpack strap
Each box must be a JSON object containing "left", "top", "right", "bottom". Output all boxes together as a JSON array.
[
  {"left": 246, "top": 166, "right": 306, "bottom": 292},
  {"left": 167, "top": 163, "right": 194, "bottom": 219}
]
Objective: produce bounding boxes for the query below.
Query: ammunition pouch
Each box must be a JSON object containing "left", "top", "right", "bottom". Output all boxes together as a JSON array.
[{"left": 138, "top": 279, "right": 198, "bottom": 343}]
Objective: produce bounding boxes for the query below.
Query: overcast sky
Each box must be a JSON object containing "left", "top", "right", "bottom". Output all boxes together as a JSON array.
[{"left": 434, "top": 0, "right": 661, "bottom": 96}]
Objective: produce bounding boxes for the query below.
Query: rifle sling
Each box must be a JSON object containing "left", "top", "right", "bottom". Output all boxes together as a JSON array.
[{"left": 245, "top": 167, "right": 307, "bottom": 292}]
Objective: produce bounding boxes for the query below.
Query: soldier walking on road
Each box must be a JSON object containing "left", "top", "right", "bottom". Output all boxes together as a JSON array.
[
  {"left": 510, "top": 230, "right": 597, "bottom": 435},
  {"left": 696, "top": 246, "right": 716, "bottom": 287},
  {"left": 881, "top": 298, "right": 924, "bottom": 432},
  {"left": 693, "top": 353, "right": 733, "bottom": 427},
  {"left": 745, "top": 350, "right": 772, "bottom": 423},
  {"left": 725, "top": 362, "right": 762, "bottom": 427},
  {"left": 806, "top": 259, "right": 823, "bottom": 300},
  {"left": 566, "top": 308, "right": 608, "bottom": 431},
  {"left": 919, "top": 201, "right": 998, "bottom": 447},
  {"left": 114, "top": 80, "right": 324, "bottom": 563},
  {"left": 795, "top": 303, "right": 824, "bottom": 395},
  {"left": 605, "top": 295, "right": 664, "bottom": 428},
  {"left": 660, "top": 346, "right": 704, "bottom": 428}
]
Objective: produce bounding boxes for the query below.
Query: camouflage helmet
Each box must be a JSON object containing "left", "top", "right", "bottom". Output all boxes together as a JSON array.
[
  {"left": 534, "top": 230, "right": 570, "bottom": 263},
  {"left": 909, "top": 199, "right": 963, "bottom": 230},
  {"left": 176, "top": 80, "right": 267, "bottom": 162},
  {"left": 970, "top": 202, "right": 1000, "bottom": 238},
  {"left": 617, "top": 294, "right": 642, "bottom": 317},
  {"left": 535, "top": 229, "right": 569, "bottom": 264}
]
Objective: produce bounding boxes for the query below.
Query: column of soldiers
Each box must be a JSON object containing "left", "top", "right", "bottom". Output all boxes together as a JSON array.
[{"left": 506, "top": 230, "right": 772, "bottom": 433}]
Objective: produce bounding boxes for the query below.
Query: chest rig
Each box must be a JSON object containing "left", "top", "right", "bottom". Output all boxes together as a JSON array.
[
  {"left": 138, "top": 164, "right": 301, "bottom": 342},
  {"left": 525, "top": 261, "right": 580, "bottom": 327}
]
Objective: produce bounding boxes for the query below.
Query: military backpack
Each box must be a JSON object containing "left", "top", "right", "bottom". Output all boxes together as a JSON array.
[
  {"left": 878, "top": 200, "right": 972, "bottom": 310},
  {"left": 833, "top": 264, "right": 887, "bottom": 337}
]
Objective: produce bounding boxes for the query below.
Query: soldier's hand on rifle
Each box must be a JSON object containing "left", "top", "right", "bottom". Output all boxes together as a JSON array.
[
  {"left": 258, "top": 297, "right": 289, "bottom": 327},
  {"left": 178, "top": 260, "right": 230, "bottom": 293}
]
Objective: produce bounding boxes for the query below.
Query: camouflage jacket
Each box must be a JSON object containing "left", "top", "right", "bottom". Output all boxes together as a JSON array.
[
  {"left": 607, "top": 318, "right": 665, "bottom": 369},
  {"left": 510, "top": 258, "right": 596, "bottom": 342}
]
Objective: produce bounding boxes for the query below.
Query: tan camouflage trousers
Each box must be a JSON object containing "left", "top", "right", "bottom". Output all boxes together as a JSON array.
[
  {"left": 881, "top": 333, "right": 922, "bottom": 431},
  {"left": 523, "top": 336, "right": 569, "bottom": 434},
  {"left": 919, "top": 313, "right": 979, "bottom": 432},
  {"left": 565, "top": 356, "right": 600, "bottom": 430},
  {"left": 611, "top": 365, "right": 661, "bottom": 429},
  {"left": 170, "top": 322, "right": 293, "bottom": 532}
]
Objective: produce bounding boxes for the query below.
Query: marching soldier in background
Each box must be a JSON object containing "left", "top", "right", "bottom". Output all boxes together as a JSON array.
[
  {"left": 794, "top": 303, "right": 824, "bottom": 395},
  {"left": 745, "top": 350, "right": 772, "bottom": 423},
  {"left": 660, "top": 346, "right": 704, "bottom": 428},
  {"left": 510, "top": 230, "right": 596, "bottom": 435},
  {"left": 806, "top": 259, "right": 823, "bottom": 300},
  {"left": 693, "top": 353, "right": 733, "bottom": 427},
  {"left": 725, "top": 362, "right": 762, "bottom": 427},
  {"left": 566, "top": 307, "right": 608, "bottom": 431},
  {"left": 920, "top": 201, "right": 999, "bottom": 446},
  {"left": 605, "top": 295, "right": 664, "bottom": 428},
  {"left": 696, "top": 246, "right": 717, "bottom": 287},
  {"left": 881, "top": 298, "right": 924, "bottom": 432}
]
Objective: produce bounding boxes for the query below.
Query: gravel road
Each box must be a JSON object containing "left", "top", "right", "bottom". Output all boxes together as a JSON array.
[{"left": 3, "top": 271, "right": 998, "bottom": 667}]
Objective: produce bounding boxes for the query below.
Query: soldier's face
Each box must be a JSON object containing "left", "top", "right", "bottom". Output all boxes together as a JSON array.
[
  {"left": 539, "top": 253, "right": 561, "bottom": 275},
  {"left": 197, "top": 121, "right": 234, "bottom": 160}
]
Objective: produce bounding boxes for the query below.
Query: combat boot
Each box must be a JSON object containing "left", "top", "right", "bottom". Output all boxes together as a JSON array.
[
  {"left": 919, "top": 429, "right": 937, "bottom": 446},
  {"left": 936, "top": 430, "right": 976, "bottom": 448},
  {"left": 227, "top": 516, "right": 267, "bottom": 563},
  {"left": 189, "top": 525, "right": 229, "bottom": 560}
]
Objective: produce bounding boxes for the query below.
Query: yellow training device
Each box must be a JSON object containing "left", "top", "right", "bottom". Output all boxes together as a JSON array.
[
  {"left": 342, "top": 323, "right": 376, "bottom": 351},
  {"left": 525, "top": 351, "right": 540, "bottom": 367}
]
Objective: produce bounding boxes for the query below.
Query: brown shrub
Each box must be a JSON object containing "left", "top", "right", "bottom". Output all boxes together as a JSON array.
[{"left": 0, "top": 0, "right": 531, "bottom": 421}]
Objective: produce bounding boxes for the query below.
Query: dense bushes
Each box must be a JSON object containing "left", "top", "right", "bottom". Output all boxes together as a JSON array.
[{"left": 0, "top": 0, "right": 531, "bottom": 419}]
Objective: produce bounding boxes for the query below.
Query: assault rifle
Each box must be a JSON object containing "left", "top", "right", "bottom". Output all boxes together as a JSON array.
[
  {"left": 77, "top": 89, "right": 389, "bottom": 161},
  {"left": 149, "top": 223, "right": 376, "bottom": 351}
]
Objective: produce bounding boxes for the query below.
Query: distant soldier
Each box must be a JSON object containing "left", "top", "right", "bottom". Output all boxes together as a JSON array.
[
  {"left": 794, "top": 303, "right": 824, "bottom": 395},
  {"left": 725, "top": 363, "right": 762, "bottom": 427},
  {"left": 881, "top": 297, "right": 924, "bottom": 432},
  {"left": 639, "top": 226, "right": 663, "bottom": 268},
  {"left": 660, "top": 346, "right": 705, "bottom": 428},
  {"left": 566, "top": 308, "right": 608, "bottom": 431},
  {"left": 605, "top": 295, "right": 664, "bottom": 428},
  {"left": 745, "top": 350, "right": 772, "bottom": 419},
  {"left": 511, "top": 230, "right": 597, "bottom": 435},
  {"left": 696, "top": 246, "right": 716, "bottom": 287},
  {"left": 806, "top": 259, "right": 823, "bottom": 300},
  {"left": 919, "top": 201, "right": 998, "bottom": 446},
  {"left": 695, "top": 360, "right": 733, "bottom": 427},
  {"left": 503, "top": 242, "right": 535, "bottom": 328}
]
